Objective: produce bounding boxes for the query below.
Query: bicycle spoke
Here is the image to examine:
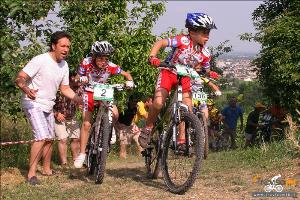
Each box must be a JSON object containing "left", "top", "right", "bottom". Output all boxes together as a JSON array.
[{"left": 162, "top": 112, "right": 203, "bottom": 194}]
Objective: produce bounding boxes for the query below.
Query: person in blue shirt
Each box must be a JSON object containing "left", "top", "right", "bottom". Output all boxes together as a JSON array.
[{"left": 221, "top": 96, "right": 243, "bottom": 149}]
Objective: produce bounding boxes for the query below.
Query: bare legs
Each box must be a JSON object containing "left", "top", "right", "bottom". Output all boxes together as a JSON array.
[{"left": 27, "top": 140, "right": 53, "bottom": 178}]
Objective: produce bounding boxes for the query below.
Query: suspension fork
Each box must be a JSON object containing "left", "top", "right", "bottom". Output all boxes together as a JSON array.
[
  {"left": 172, "top": 84, "right": 190, "bottom": 149},
  {"left": 107, "top": 101, "right": 114, "bottom": 125},
  {"left": 107, "top": 101, "right": 114, "bottom": 144}
]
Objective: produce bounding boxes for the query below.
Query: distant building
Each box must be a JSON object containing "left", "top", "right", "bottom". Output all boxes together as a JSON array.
[{"left": 217, "top": 56, "right": 257, "bottom": 81}]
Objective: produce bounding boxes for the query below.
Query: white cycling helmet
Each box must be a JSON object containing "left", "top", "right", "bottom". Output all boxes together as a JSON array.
[
  {"left": 185, "top": 13, "right": 217, "bottom": 30},
  {"left": 91, "top": 41, "right": 114, "bottom": 57}
]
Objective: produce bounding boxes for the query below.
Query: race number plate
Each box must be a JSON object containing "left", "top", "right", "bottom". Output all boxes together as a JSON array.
[
  {"left": 93, "top": 84, "right": 114, "bottom": 101},
  {"left": 192, "top": 91, "right": 208, "bottom": 102},
  {"left": 175, "top": 64, "right": 190, "bottom": 76},
  {"left": 190, "top": 68, "right": 200, "bottom": 79}
]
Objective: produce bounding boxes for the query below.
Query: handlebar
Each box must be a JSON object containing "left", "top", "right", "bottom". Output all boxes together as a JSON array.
[
  {"left": 158, "top": 62, "right": 176, "bottom": 69},
  {"left": 158, "top": 62, "right": 218, "bottom": 82}
]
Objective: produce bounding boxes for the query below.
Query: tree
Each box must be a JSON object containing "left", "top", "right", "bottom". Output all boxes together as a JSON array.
[
  {"left": 1, "top": 0, "right": 55, "bottom": 117},
  {"left": 241, "top": 0, "right": 300, "bottom": 115},
  {"left": 1, "top": 0, "right": 165, "bottom": 115},
  {"left": 59, "top": 1, "right": 165, "bottom": 109}
]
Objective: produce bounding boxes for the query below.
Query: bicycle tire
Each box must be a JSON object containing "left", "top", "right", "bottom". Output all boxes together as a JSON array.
[
  {"left": 145, "top": 131, "right": 162, "bottom": 179},
  {"left": 87, "top": 126, "right": 97, "bottom": 175},
  {"left": 95, "top": 113, "right": 110, "bottom": 184},
  {"left": 161, "top": 111, "right": 203, "bottom": 194}
]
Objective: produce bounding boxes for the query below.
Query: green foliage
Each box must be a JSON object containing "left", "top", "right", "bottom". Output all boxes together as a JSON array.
[
  {"left": 237, "top": 80, "right": 265, "bottom": 112},
  {"left": 1, "top": 0, "right": 55, "bottom": 116},
  {"left": 1, "top": 1, "right": 166, "bottom": 115},
  {"left": 59, "top": 1, "right": 166, "bottom": 107},
  {"left": 215, "top": 79, "right": 265, "bottom": 113},
  {"left": 0, "top": 116, "right": 32, "bottom": 168},
  {"left": 244, "top": 0, "right": 300, "bottom": 115}
]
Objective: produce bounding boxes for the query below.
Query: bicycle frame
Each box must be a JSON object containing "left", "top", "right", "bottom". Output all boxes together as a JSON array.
[
  {"left": 93, "top": 83, "right": 124, "bottom": 144},
  {"left": 151, "top": 64, "right": 193, "bottom": 153}
]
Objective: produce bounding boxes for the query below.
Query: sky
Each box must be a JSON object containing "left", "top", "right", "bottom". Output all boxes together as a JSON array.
[
  {"left": 152, "top": 1, "right": 263, "bottom": 54},
  {"left": 43, "top": 1, "right": 262, "bottom": 54}
]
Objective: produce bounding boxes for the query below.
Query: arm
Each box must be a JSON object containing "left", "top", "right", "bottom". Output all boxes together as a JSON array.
[
  {"left": 149, "top": 39, "right": 169, "bottom": 57},
  {"left": 54, "top": 112, "right": 65, "bottom": 122},
  {"left": 15, "top": 71, "right": 37, "bottom": 100},
  {"left": 53, "top": 94, "right": 66, "bottom": 122},
  {"left": 120, "top": 70, "right": 133, "bottom": 81},
  {"left": 207, "top": 81, "right": 220, "bottom": 92},
  {"left": 60, "top": 85, "right": 82, "bottom": 104}
]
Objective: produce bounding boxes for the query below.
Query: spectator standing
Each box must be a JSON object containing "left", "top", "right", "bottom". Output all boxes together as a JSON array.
[
  {"left": 133, "top": 96, "right": 153, "bottom": 128},
  {"left": 207, "top": 99, "right": 222, "bottom": 150},
  {"left": 221, "top": 96, "right": 243, "bottom": 149},
  {"left": 116, "top": 95, "right": 143, "bottom": 159},
  {"left": 53, "top": 72, "right": 82, "bottom": 166},
  {"left": 244, "top": 102, "right": 266, "bottom": 148},
  {"left": 15, "top": 31, "right": 81, "bottom": 185}
]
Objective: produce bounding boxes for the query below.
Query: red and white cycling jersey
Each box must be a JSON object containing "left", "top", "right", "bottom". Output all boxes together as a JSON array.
[
  {"left": 77, "top": 57, "right": 122, "bottom": 92},
  {"left": 165, "top": 34, "right": 211, "bottom": 69}
]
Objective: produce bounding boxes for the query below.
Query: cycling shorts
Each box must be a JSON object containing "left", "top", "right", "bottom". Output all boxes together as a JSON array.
[
  {"left": 83, "top": 91, "right": 97, "bottom": 112},
  {"left": 156, "top": 69, "right": 191, "bottom": 93}
]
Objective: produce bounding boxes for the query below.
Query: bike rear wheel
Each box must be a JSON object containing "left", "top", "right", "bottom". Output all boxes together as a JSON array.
[
  {"left": 161, "top": 111, "right": 203, "bottom": 194},
  {"left": 144, "top": 130, "right": 162, "bottom": 179},
  {"left": 95, "top": 113, "right": 110, "bottom": 184},
  {"left": 199, "top": 114, "right": 208, "bottom": 159}
]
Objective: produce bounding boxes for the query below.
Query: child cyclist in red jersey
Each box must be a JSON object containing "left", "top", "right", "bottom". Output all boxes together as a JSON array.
[
  {"left": 138, "top": 13, "right": 217, "bottom": 148},
  {"left": 74, "top": 41, "right": 134, "bottom": 168}
]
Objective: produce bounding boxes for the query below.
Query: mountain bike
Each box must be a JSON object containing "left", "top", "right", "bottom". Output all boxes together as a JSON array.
[
  {"left": 86, "top": 82, "right": 125, "bottom": 184},
  {"left": 192, "top": 84, "right": 210, "bottom": 159},
  {"left": 142, "top": 62, "right": 204, "bottom": 194}
]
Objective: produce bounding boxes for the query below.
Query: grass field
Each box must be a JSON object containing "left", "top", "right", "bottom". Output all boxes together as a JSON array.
[{"left": 1, "top": 115, "right": 299, "bottom": 199}]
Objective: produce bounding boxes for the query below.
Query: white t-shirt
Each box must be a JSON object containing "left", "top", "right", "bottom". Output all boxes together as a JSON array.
[{"left": 21, "top": 53, "right": 69, "bottom": 113}]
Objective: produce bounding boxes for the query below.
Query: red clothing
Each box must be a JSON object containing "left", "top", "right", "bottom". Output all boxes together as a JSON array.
[
  {"left": 165, "top": 34, "right": 211, "bottom": 69},
  {"left": 156, "top": 69, "right": 191, "bottom": 93},
  {"left": 77, "top": 56, "right": 121, "bottom": 92},
  {"left": 269, "top": 105, "right": 286, "bottom": 121}
]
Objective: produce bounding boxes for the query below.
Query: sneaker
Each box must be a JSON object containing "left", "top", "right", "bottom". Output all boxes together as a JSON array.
[
  {"left": 110, "top": 127, "right": 117, "bottom": 144},
  {"left": 138, "top": 127, "right": 152, "bottom": 148},
  {"left": 26, "top": 176, "right": 40, "bottom": 185},
  {"left": 74, "top": 153, "right": 86, "bottom": 168}
]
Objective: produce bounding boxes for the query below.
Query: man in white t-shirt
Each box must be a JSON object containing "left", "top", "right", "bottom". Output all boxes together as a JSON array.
[{"left": 15, "top": 31, "right": 82, "bottom": 185}]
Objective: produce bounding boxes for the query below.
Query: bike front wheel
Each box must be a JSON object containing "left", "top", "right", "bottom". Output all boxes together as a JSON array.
[
  {"left": 161, "top": 111, "right": 203, "bottom": 194},
  {"left": 95, "top": 113, "right": 111, "bottom": 184},
  {"left": 87, "top": 125, "right": 97, "bottom": 175}
]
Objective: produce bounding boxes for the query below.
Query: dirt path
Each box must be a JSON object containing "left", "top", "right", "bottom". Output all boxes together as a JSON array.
[{"left": 1, "top": 156, "right": 299, "bottom": 200}]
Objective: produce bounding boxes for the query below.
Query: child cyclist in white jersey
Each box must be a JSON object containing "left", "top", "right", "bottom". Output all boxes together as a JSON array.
[
  {"left": 138, "top": 13, "right": 218, "bottom": 148},
  {"left": 74, "top": 41, "right": 134, "bottom": 168}
]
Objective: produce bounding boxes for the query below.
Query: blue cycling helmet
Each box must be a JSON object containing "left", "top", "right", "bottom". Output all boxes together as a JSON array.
[{"left": 185, "top": 13, "right": 217, "bottom": 30}]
